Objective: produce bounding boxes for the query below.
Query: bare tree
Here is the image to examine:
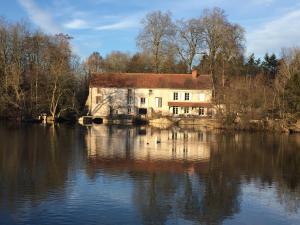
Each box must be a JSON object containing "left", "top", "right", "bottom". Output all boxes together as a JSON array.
[
  {"left": 0, "top": 18, "right": 85, "bottom": 120},
  {"left": 200, "top": 7, "right": 245, "bottom": 88},
  {"left": 275, "top": 48, "right": 300, "bottom": 118},
  {"left": 174, "top": 19, "right": 204, "bottom": 72},
  {"left": 47, "top": 34, "right": 77, "bottom": 120},
  {"left": 85, "top": 52, "right": 104, "bottom": 73},
  {"left": 137, "top": 11, "right": 175, "bottom": 73},
  {"left": 103, "top": 51, "right": 130, "bottom": 72}
]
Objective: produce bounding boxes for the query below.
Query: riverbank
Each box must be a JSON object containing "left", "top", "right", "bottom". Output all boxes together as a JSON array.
[
  {"left": 149, "top": 117, "right": 300, "bottom": 133},
  {"left": 3, "top": 114, "right": 300, "bottom": 134}
]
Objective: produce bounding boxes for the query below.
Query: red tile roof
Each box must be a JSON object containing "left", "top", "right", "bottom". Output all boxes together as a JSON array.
[
  {"left": 90, "top": 72, "right": 212, "bottom": 90},
  {"left": 168, "top": 102, "right": 212, "bottom": 107}
]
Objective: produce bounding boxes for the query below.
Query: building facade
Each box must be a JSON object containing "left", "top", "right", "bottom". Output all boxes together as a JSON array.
[{"left": 86, "top": 70, "right": 213, "bottom": 118}]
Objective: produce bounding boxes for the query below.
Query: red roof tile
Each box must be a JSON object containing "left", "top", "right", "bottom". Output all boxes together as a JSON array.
[{"left": 90, "top": 72, "right": 212, "bottom": 90}]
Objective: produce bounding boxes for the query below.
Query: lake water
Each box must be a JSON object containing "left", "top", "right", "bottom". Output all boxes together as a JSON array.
[{"left": 0, "top": 123, "right": 300, "bottom": 225}]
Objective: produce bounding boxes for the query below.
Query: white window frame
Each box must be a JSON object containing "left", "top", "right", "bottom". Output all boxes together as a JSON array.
[
  {"left": 128, "top": 96, "right": 133, "bottom": 104},
  {"left": 173, "top": 92, "right": 178, "bottom": 101},
  {"left": 173, "top": 106, "right": 179, "bottom": 115},
  {"left": 155, "top": 97, "right": 162, "bottom": 108},
  {"left": 184, "top": 107, "right": 189, "bottom": 114},
  {"left": 140, "top": 97, "right": 145, "bottom": 105},
  {"left": 184, "top": 93, "right": 190, "bottom": 101}
]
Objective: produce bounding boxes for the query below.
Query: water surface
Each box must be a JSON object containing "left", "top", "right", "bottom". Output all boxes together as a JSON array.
[{"left": 0, "top": 124, "right": 300, "bottom": 225}]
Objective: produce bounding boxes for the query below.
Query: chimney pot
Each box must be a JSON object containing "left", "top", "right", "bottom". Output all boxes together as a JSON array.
[{"left": 192, "top": 69, "right": 198, "bottom": 78}]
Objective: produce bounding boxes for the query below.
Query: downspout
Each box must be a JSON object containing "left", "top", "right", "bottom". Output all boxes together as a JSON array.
[{"left": 89, "top": 87, "right": 92, "bottom": 116}]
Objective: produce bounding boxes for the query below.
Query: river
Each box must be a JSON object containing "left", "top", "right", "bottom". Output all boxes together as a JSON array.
[{"left": 0, "top": 123, "right": 300, "bottom": 225}]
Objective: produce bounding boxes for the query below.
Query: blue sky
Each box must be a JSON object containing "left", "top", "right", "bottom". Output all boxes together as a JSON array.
[{"left": 1, "top": 0, "right": 300, "bottom": 59}]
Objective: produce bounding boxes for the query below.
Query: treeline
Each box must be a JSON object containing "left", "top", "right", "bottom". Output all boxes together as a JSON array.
[
  {"left": 0, "top": 7, "right": 299, "bottom": 121},
  {"left": 85, "top": 8, "right": 300, "bottom": 121},
  {"left": 0, "top": 19, "right": 88, "bottom": 120}
]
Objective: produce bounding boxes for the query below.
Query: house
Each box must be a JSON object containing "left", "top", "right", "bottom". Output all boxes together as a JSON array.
[{"left": 86, "top": 70, "right": 213, "bottom": 118}]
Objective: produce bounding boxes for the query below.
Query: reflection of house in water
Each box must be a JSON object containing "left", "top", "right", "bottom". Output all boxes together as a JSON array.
[{"left": 86, "top": 125, "right": 213, "bottom": 173}]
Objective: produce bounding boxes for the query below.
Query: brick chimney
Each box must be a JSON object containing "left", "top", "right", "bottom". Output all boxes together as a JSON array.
[{"left": 192, "top": 69, "right": 198, "bottom": 78}]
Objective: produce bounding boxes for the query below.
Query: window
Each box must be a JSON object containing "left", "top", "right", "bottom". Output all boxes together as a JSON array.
[
  {"left": 199, "top": 107, "right": 205, "bottom": 115},
  {"left": 185, "top": 93, "right": 190, "bottom": 101},
  {"left": 184, "top": 107, "right": 189, "bottom": 114},
  {"left": 127, "top": 96, "right": 133, "bottom": 104},
  {"left": 127, "top": 89, "right": 133, "bottom": 104},
  {"left": 138, "top": 108, "right": 147, "bottom": 115},
  {"left": 96, "top": 96, "right": 102, "bottom": 104},
  {"left": 97, "top": 88, "right": 101, "bottom": 94},
  {"left": 199, "top": 93, "right": 205, "bottom": 101},
  {"left": 128, "top": 107, "right": 132, "bottom": 114},
  {"left": 140, "top": 97, "right": 145, "bottom": 105},
  {"left": 173, "top": 106, "right": 178, "bottom": 115},
  {"left": 173, "top": 92, "right": 178, "bottom": 100},
  {"left": 155, "top": 97, "right": 162, "bottom": 108}
]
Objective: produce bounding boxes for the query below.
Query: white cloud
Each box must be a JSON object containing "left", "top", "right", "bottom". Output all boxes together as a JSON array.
[
  {"left": 247, "top": 8, "right": 300, "bottom": 55},
  {"left": 64, "top": 19, "right": 87, "bottom": 29},
  {"left": 18, "top": 0, "right": 61, "bottom": 34},
  {"left": 95, "top": 18, "right": 139, "bottom": 30}
]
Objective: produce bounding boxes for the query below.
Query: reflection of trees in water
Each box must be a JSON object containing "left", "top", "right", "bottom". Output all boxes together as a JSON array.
[
  {"left": 210, "top": 133, "right": 300, "bottom": 214},
  {"left": 89, "top": 127, "right": 300, "bottom": 225},
  {"left": 131, "top": 165, "right": 240, "bottom": 225},
  {"left": 132, "top": 172, "right": 179, "bottom": 225},
  {"left": 0, "top": 124, "right": 85, "bottom": 210},
  {"left": 82, "top": 126, "right": 300, "bottom": 224}
]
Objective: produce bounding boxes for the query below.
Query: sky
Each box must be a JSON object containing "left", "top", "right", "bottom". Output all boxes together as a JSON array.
[{"left": 1, "top": 0, "right": 300, "bottom": 59}]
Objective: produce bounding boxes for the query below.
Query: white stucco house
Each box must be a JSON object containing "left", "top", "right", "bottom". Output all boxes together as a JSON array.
[{"left": 86, "top": 70, "right": 213, "bottom": 118}]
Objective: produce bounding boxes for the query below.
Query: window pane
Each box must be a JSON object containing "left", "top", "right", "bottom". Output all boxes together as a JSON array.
[
  {"left": 184, "top": 107, "right": 189, "bottom": 113},
  {"left": 128, "top": 96, "right": 133, "bottom": 104},
  {"left": 185, "top": 93, "right": 190, "bottom": 100},
  {"left": 173, "top": 92, "right": 178, "bottom": 100},
  {"left": 199, "top": 107, "right": 205, "bottom": 115},
  {"left": 155, "top": 97, "right": 162, "bottom": 108},
  {"left": 173, "top": 106, "right": 178, "bottom": 114},
  {"left": 96, "top": 96, "right": 102, "bottom": 104}
]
